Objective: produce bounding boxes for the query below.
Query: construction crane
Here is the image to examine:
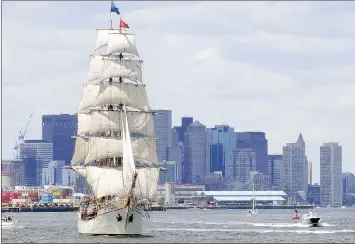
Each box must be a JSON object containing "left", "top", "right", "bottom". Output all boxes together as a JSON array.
[
  {"left": 13, "top": 113, "right": 33, "bottom": 160},
  {"left": 19, "top": 113, "right": 33, "bottom": 142}
]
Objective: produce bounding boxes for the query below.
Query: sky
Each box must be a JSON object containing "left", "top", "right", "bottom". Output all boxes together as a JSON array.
[{"left": 2, "top": 1, "right": 355, "bottom": 183}]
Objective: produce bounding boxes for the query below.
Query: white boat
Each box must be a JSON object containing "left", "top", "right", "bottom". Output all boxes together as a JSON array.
[
  {"left": 65, "top": 2, "right": 160, "bottom": 235},
  {"left": 2, "top": 215, "right": 17, "bottom": 227},
  {"left": 301, "top": 208, "right": 321, "bottom": 227},
  {"left": 247, "top": 182, "right": 258, "bottom": 216}
]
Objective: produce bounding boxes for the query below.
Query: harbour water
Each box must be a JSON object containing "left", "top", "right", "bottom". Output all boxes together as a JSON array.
[{"left": 2, "top": 208, "right": 355, "bottom": 243}]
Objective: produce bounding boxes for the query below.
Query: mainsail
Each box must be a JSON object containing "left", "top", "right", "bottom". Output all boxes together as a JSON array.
[{"left": 69, "top": 25, "right": 160, "bottom": 204}]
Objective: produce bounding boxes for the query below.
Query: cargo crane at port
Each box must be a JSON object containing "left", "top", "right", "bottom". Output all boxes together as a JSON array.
[{"left": 14, "top": 113, "right": 33, "bottom": 160}]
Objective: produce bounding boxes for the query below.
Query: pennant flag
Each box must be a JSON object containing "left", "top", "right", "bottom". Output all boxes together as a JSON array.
[
  {"left": 111, "top": 1, "right": 120, "bottom": 15},
  {"left": 120, "top": 19, "right": 129, "bottom": 29}
]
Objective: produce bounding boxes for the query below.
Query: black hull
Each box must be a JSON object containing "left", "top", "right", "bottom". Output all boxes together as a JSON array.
[{"left": 310, "top": 217, "right": 321, "bottom": 227}]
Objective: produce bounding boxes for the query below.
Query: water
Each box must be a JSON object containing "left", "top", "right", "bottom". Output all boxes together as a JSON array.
[{"left": 2, "top": 208, "right": 355, "bottom": 243}]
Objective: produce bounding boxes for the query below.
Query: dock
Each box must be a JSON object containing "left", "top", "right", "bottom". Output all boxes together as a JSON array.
[
  {"left": 1, "top": 206, "right": 79, "bottom": 212},
  {"left": 2, "top": 205, "right": 314, "bottom": 213},
  {"left": 202, "top": 205, "right": 315, "bottom": 210}
]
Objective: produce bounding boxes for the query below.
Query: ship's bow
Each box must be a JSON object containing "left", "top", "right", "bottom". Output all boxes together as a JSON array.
[{"left": 77, "top": 207, "right": 144, "bottom": 235}]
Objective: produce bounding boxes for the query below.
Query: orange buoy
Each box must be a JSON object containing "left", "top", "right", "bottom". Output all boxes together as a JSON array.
[{"left": 292, "top": 215, "right": 300, "bottom": 220}]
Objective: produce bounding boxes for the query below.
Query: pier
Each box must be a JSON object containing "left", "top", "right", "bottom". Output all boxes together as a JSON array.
[
  {"left": 202, "top": 205, "right": 315, "bottom": 210},
  {"left": 1, "top": 204, "right": 314, "bottom": 213},
  {"left": 1, "top": 206, "right": 79, "bottom": 213}
]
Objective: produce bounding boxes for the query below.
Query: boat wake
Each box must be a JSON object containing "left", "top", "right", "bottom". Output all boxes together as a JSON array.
[
  {"left": 249, "top": 222, "right": 335, "bottom": 228},
  {"left": 2, "top": 224, "right": 24, "bottom": 229}
]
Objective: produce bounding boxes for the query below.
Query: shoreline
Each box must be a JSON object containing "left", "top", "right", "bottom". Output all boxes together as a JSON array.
[{"left": 1, "top": 205, "right": 317, "bottom": 213}]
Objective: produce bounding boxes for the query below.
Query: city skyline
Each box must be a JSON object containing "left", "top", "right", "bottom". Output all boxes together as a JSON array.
[{"left": 3, "top": 2, "right": 355, "bottom": 184}]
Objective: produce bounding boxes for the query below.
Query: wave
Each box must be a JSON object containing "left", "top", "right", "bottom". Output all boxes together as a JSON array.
[{"left": 149, "top": 227, "right": 355, "bottom": 235}]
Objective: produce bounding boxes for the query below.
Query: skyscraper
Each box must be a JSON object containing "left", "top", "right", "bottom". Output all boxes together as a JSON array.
[
  {"left": 282, "top": 133, "right": 308, "bottom": 196},
  {"left": 308, "top": 161, "right": 313, "bottom": 185},
  {"left": 184, "top": 121, "right": 210, "bottom": 184},
  {"left": 210, "top": 143, "right": 224, "bottom": 173},
  {"left": 152, "top": 110, "right": 172, "bottom": 163},
  {"left": 342, "top": 172, "right": 355, "bottom": 205},
  {"left": 166, "top": 145, "right": 183, "bottom": 184},
  {"left": 209, "top": 125, "right": 236, "bottom": 178},
  {"left": 236, "top": 132, "right": 268, "bottom": 174},
  {"left": 18, "top": 140, "right": 53, "bottom": 186},
  {"left": 174, "top": 117, "right": 193, "bottom": 143},
  {"left": 342, "top": 172, "right": 355, "bottom": 194},
  {"left": 268, "top": 155, "right": 283, "bottom": 190},
  {"left": 42, "top": 114, "right": 77, "bottom": 165},
  {"left": 320, "top": 142, "right": 342, "bottom": 207},
  {"left": 229, "top": 148, "right": 256, "bottom": 185}
]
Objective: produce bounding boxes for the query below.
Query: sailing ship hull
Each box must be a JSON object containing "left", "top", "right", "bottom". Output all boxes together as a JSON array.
[{"left": 77, "top": 207, "right": 144, "bottom": 235}]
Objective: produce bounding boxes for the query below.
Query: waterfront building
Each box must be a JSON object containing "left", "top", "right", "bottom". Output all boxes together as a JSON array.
[
  {"left": 307, "top": 184, "right": 320, "bottom": 205},
  {"left": 192, "top": 190, "right": 287, "bottom": 207}
]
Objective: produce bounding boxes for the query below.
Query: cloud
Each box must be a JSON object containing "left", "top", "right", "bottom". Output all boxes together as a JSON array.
[{"left": 2, "top": 1, "right": 355, "bottom": 184}]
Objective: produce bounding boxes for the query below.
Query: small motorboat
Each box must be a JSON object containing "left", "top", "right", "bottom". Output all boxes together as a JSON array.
[
  {"left": 1, "top": 215, "right": 17, "bottom": 227},
  {"left": 292, "top": 207, "right": 300, "bottom": 220},
  {"left": 301, "top": 211, "right": 321, "bottom": 227}
]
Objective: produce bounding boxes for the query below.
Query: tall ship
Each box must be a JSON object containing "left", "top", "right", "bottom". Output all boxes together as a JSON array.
[{"left": 66, "top": 2, "right": 160, "bottom": 235}]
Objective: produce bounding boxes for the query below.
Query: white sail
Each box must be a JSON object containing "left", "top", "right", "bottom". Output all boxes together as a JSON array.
[
  {"left": 71, "top": 166, "right": 129, "bottom": 199},
  {"left": 135, "top": 167, "right": 160, "bottom": 201},
  {"left": 78, "top": 83, "right": 149, "bottom": 112},
  {"left": 95, "top": 83, "right": 149, "bottom": 111},
  {"left": 106, "top": 33, "right": 139, "bottom": 56},
  {"left": 121, "top": 114, "right": 136, "bottom": 185},
  {"left": 87, "top": 55, "right": 104, "bottom": 82},
  {"left": 69, "top": 8, "right": 160, "bottom": 236},
  {"left": 78, "top": 84, "right": 100, "bottom": 111},
  {"left": 101, "top": 58, "right": 142, "bottom": 83},
  {"left": 125, "top": 111, "right": 136, "bottom": 171},
  {"left": 77, "top": 111, "right": 154, "bottom": 135},
  {"left": 96, "top": 29, "right": 121, "bottom": 50},
  {"left": 87, "top": 56, "right": 142, "bottom": 84},
  {"left": 72, "top": 137, "right": 89, "bottom": 164},
  {"left": 84, "top": 137, "right": 158, "bottom": 165}
]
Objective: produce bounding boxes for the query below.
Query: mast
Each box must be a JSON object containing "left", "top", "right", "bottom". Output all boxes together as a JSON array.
[
  {"left": 68, "top": 6, "right": 160, "bottom": 203},
  {"left": 252, "top": 182, "right": 255, "bottom": 211}
]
